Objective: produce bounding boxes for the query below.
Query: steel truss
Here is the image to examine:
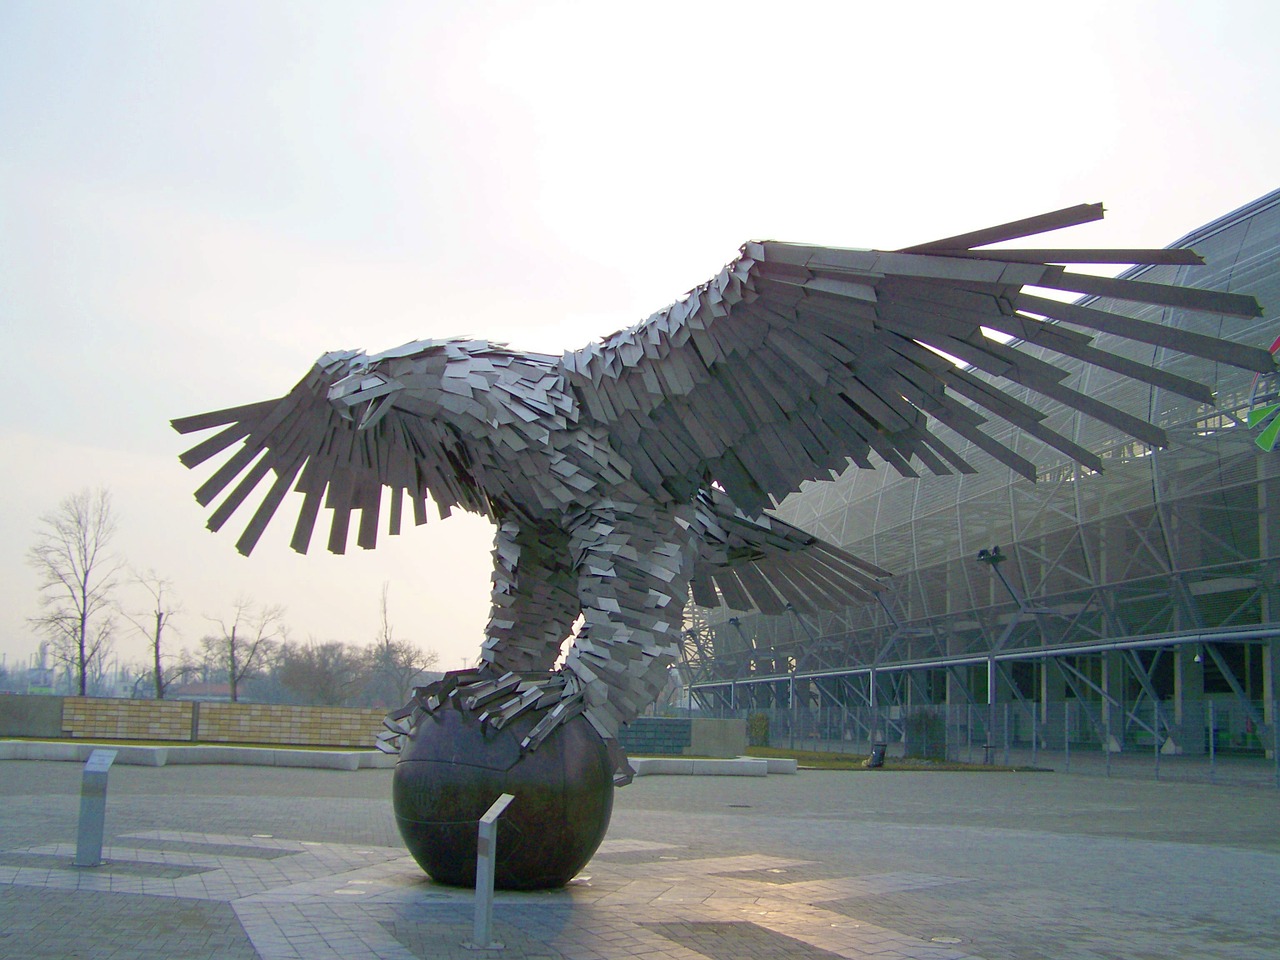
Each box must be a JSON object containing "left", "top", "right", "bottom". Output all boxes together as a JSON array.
[
  {"left": 683, "top": 190, "right": 1280, "bottom": 760},
  {"left": 682, "top": 439, "right": 1280, "bottom": 755}
]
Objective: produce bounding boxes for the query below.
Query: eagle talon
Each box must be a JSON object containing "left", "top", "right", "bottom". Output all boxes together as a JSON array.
[
  {"left": 463, "top": 671, "right": 523, "bottom": 713},
  {"left": 375, "top": 729, "right": 404, "bottom": 754},
  {"left": 378, "top": 666, "right": 631, "bottom": 782},
  {"left": 477, "top": 671, "right": 578, "bottom": 733}
]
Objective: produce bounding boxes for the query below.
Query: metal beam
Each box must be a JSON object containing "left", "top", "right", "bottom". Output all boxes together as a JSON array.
[
  {"left": 1051, "top": 658, "right": 1109, "bottom": 745},
  {"left": 1202, "top": 642, "right": 1265, "bottom": 728},
  {"left": 691, "top": 625, "right": 1280, "bottom": 690},
  {"left": 1124, "top": 648, "right": 1173, "bottom": 741}
]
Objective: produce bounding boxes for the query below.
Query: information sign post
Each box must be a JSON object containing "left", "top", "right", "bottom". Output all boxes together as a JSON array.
[{"left": 73, "top": 749, "right": 118, "bottom": 868}]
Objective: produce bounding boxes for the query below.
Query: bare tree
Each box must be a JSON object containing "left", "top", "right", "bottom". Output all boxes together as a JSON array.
[
  {"left": 173, "top": 644, "right": 212, "bottom": 688},
  {"left": 27, "top": 488, "right": 123, "bottom": 696},
  {"left": 276, "top": 640, "right": 369, "bottom": 706},
  {"left": 204, "top": 598, "right": 284, "bottom": 702},
  {"left": 122, "top": 571, "right": 180, "bottom": 698},
  {"left": 366, "top": 582, "right": 439, "bottom": 706}
]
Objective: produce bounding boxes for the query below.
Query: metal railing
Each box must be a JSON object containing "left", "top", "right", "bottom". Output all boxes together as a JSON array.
[{"left": 714, "top": 698, "right": 1280, "bottom": 788}]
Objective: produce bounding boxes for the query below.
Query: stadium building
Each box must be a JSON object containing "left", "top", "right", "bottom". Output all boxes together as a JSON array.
[{"left": 681, "top": 190, "right": 1280, "bottom": 765}]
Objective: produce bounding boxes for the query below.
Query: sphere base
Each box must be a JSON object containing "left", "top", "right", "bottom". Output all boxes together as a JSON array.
[{"left": 392, "top": 700, "right": 614, "bottom": 890}]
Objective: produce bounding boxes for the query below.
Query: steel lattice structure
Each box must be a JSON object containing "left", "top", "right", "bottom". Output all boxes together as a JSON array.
[{"left": 685, "top": 190, "right": 1280, "bottom": 758}]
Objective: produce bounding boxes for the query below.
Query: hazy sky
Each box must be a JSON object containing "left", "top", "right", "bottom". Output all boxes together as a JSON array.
[{"left": 2, "top": 0, "right": 1277, "bottom": 675}]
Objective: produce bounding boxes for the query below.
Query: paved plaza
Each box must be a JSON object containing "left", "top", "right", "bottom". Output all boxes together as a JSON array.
[{"left": 0, "top": 757, "right": 1277, "bottom": 960}]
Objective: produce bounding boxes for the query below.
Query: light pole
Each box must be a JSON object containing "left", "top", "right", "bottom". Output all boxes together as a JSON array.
[{"left": 976, "top": 546, "right": 1008, "bottom": 755}]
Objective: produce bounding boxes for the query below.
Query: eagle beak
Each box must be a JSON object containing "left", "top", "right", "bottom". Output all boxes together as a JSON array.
[{"left": 328, "top": 371, "right": 403, "bottom": 430}]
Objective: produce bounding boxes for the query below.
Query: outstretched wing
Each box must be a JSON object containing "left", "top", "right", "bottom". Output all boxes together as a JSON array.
[
  {"left": 560, "top": 203, "right": 1271, "bottom": 515},
  {"left": 172, "top": 355, "right": 488, "bottom": 556},
  {"left": 690, "top": 490, "right": 888, "bottom": 615}
]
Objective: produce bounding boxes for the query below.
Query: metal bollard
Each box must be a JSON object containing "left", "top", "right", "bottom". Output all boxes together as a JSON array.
[
  {"left": 1208, "top": 701, "right": 1216, "bottom": 784},
  {"left": 74, "top": 749, "right": 117, "bottom": 867},
  {"left": 466, "top": 792, "right": 515, "bottom": 951},
  {"left": 1064, "top": 702, "right": 1071, "bottom": 773}
]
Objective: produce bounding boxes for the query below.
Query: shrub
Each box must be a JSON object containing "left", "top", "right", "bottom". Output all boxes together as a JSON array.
[{"left": 747, "top": 712, "right": 770, "bottom": 747}]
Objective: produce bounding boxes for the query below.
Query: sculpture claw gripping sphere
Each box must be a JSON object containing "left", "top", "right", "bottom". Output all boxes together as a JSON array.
[{"left": 174, "top": 203, "right": 1270, "bottom": 888}]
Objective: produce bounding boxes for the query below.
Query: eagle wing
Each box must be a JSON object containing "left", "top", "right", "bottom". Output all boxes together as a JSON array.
[
  {"left": 172, "top": 352, "right": 489, "bottom": 556},
  {"left": 689, "top": 489, "right": 889, "bottom": 616},
  {"left": 560, "top": 203, "right": 1270, "bottom": 516}
]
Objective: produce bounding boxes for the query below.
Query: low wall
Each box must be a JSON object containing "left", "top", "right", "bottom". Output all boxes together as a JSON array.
[
  {"left": 690, "top": 717, "right": 748, "bottom": 758},
  {"left": 0, "top": 696, "right": 747, "bottom": 755},
  {"left": 62, "top": 697, "right": 194, "bottom": 741},
  {"left": 619, "top": 717, "right": 746, "bottom": 758},
  {"left": 0, "top": 694, "right": 384, "bottom": 748},
  {"left": 196, "top": 702, "right": 386, "bottom": 747},
  {"left": 0, "top": 694, "right": 64, "bottom": 739}
]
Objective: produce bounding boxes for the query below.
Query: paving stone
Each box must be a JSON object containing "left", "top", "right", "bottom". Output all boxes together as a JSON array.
[
  {"left": 0, "top": 884, "right": 259, "bottom": 959},
  {"left": 0, "top": 851, "right": 213, "bottom": 880},
  {"left": 2, "top": 759, "right": 1278, "bottom": 960},
  {"left": 642, "top": 920, "right": 849, "bottom": 960}
]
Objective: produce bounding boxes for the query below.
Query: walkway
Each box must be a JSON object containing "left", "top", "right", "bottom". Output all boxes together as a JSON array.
[{"left": 1, "top": 759, "right": 1277, "bottom": 959}]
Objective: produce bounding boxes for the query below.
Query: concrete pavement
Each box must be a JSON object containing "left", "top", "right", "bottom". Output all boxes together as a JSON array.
[{"left": 0, "top": 758, "right": 1277, "bottom": 959}]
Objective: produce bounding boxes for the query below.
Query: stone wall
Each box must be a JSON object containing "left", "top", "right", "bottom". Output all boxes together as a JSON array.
[
  {"left": 618, "top": 717, "right": 693, "bottom": 755},
  {"left": 619, "top": 717, "right": 746, "bottom": 758},
  {"left": 0, "top": 695, "right": 384, "bottom": 748},
  {"left": 1, "top": 696, "right": 745, "bottom": 754},
  {"left": 196, "top": 702, "right": 385, "bottom": 747},
  {"left": 62, "top": 697, "right": 194, "bottom": 741}
]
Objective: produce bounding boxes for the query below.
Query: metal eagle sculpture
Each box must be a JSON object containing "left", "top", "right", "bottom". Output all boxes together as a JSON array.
[{"left": 174, "top": 202, "right": 1269, "bottom": 785}]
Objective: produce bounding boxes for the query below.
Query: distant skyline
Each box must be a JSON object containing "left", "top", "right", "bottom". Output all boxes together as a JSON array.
[{"left": 2, "top": 1, "right": 1278, "bottom": 676}]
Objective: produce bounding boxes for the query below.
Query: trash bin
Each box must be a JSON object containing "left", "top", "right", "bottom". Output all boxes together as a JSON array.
[{"left": 864, "top": 743, "right": 887, "bottom": 768}]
